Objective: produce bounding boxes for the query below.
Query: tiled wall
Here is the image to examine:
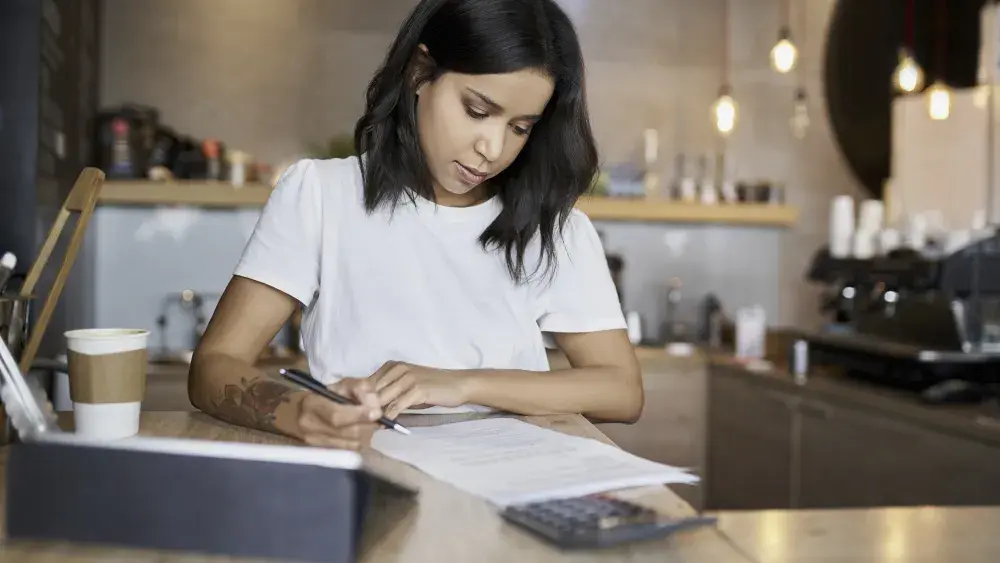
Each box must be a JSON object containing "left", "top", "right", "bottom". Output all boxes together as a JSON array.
[
  {"left": 99, "top": 0, "right": 866, "bottom": 336},
  {"left": 89, "top": 207, "right": 262, "bottom": 353}
]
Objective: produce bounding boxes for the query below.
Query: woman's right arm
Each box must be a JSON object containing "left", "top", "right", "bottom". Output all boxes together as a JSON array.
[{"left": 188, "top": 276, "right": 383, "bottom": 450}]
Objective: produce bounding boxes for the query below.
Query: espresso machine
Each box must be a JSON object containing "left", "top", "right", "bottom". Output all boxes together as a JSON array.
[{"left": 799, "top": 230, "right": 1000, "bottom": 402}]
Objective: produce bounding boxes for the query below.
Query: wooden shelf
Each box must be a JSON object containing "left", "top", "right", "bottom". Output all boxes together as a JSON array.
[
  {"left": 99, "top": 181, "right": 273, "bottom": 208},
  {"left": 98, "top": 182, "right": 797, "bottom": 227},
  {"left": 576, "top": 196, "right": 797, "bottom": 227}
]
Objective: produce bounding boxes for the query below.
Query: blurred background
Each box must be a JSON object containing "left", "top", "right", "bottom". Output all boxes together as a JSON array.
[{"left": 2, "top": 0, "right": 1000, "bottom": 517}]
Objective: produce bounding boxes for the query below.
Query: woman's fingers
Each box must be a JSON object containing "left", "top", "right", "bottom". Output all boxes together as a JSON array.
[
  {"left": 300, "top": 394, "right": 379, "bottom": 432},
  {"left": 385, "top": 388, "right": 424, "bottom": 419},
  {"left": 369, "top": 362, "right": 410, "bottom": 391},
  {"left": 299, "top": 410, "right": 377, "bottom": 451},
  {"left": 368, "top": 361, "right": 400, "bottom": 387},
  {"left": 376, "top": 372, "right": 416, "bottom": 407},
  {"left": 332, "top": 378, "right": 383, "bottom": 417},
  {"left": 294, "top": 379, "right": 386, "bottom": 452}
]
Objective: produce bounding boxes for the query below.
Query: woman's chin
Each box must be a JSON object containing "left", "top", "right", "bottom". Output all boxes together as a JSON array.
[{"left": 433, "top": 178, "right": 490, "bottom": 205}]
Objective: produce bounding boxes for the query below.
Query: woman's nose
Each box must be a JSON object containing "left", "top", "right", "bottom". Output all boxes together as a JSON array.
[{"left": 474, "top": 125, "right": 505, "bottom": 163}]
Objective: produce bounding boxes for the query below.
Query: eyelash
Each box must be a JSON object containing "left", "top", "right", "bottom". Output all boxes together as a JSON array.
[
  {"left": 465, "top": 106, "right": 489, "bottom": 120},
  {"left": 465, "top": 105, "right": 532, "bottom": 137}
]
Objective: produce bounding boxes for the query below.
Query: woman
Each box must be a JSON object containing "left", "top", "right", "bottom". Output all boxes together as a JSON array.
[{"left": 189, "top": 0, "right": 643, "bottom": 451}]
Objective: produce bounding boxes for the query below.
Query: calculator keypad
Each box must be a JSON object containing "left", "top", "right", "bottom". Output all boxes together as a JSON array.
[
  {"left": 506, "top": 495, "right": 656, "bottom": 536},
  {"left": 503, "top": 494, "right": 717, "bottom": 549}
]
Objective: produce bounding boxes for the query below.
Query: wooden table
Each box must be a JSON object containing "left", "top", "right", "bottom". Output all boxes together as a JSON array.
[
  {"left": 0, "top": 412, "right": 748, "bottom": 562},
  {"left": 715, "top": 506, "right": 1000, "bottom": 563}
]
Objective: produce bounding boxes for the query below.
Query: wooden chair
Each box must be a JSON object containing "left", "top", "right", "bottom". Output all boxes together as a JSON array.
[{"left": 16, "top": 168, "right": 105, "bottom": 372}]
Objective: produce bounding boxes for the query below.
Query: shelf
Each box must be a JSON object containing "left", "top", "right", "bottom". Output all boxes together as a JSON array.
[
  {"left": 98, "top": 182, "right": 797, "bottom": 227},
  {"left": 576, "top": 196, "right": 797, "bottom": 227},
  {"left": 99, "top": 181, "right": 273, "bottom": 208}
]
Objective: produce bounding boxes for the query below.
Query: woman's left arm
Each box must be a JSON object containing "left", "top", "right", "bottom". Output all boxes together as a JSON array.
[
  {"left": 460, "top": 329, "right": 643, "bottom": 422},
  {"left": 369, "top": 329, "right": 643, "bottom": 423}
]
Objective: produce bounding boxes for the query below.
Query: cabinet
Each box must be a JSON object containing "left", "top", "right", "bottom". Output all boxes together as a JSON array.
[
  {"left": 798, "top": 398, "right": 1000, "bottom": 508},
  {"left": 704, "top": 372, "right": 797, "bottom": 510},
  {"left": 705, "top": 366, "right": 1000, "bottom": 510}
]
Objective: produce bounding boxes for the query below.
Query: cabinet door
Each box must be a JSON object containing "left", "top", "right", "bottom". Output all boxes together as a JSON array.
[
  {"left": 799, "top": 398, "right": 1000, "bottom": 508},
  {"left": 704, "top": 371, "right": 796, "bottom": 510}
]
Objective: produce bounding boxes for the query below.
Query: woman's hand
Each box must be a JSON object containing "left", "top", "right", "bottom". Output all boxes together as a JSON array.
[
  {"left": 293, "top": 378, "right": 383, "bottom": 451},
  {"left": 368, "top": 361, "right": 469, "bottom": 418}
]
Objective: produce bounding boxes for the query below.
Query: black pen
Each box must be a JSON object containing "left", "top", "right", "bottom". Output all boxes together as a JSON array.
[{"left": 278, "top": 368, "right": 411, "bottom": 435}]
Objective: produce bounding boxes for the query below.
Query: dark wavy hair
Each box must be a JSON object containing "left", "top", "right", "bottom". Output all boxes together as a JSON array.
[{"left": 354, "top": 0, "right": 599, "bottom": 284}]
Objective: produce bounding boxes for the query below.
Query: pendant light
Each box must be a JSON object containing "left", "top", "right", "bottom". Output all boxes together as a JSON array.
[
  {"left": 926, "top": 0, "right": 951, "bottom": 120},
  {"left": 894, "top": 0, "right": 925, "bottom": 93},
  {"left": 770, "top": 0, "right": 797, "bottom": 73},
  {"left": 713, "top": 0, "right": 736, "bottom": 136},
  {"left": 790, "top": 0, "right": 810, "bottom": 139},
  {"left": 713, "top": 85, "right": 737, "bottom": 136}
]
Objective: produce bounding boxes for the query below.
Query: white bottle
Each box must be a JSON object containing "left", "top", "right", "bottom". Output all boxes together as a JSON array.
[
  {"left": 680, "top": 155, "right": 698, "bottom": 203},
  {"left": 720, "top": 154, "right": 738, "bottom": 203},
  {"left": 228, "top": 150, "right": 248, "bottom": 188},
  {"left": 829, "top": 195, "right": 856, "bottom": 258},
  {"left": 735, "top": 305, "right": 767, "bottom": 360},
  {"left": 699, "top": 153, "right": 718, "bottom": 204},
  {"left": 625, "top": 311, "right": 643, "bottom": 345}
]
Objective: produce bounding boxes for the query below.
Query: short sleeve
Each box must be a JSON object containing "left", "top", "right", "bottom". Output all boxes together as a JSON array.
[
  {"left": 233, "top": 159, "right": 323, "bottom": 306},
  {"left": 535, "top": 210, "right": 626, "bottom": 333}
]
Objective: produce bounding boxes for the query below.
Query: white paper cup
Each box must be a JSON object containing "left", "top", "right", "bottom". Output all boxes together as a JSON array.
[{"left": 65, "top": 328, "right": 149, "bottom": 440}]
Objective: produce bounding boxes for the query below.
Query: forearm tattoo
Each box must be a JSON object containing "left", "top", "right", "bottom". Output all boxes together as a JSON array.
[{"left": 211, "top": 376, "right": 296, "bottom": 432}]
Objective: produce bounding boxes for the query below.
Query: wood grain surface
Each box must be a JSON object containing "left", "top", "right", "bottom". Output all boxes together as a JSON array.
[{"left": 0, "top": 411, "right": 746, "bottom": 563}]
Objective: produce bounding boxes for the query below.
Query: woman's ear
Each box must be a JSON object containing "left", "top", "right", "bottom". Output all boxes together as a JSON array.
[{"left": 410, "top": 43, "right": 436, "bottom": 95}]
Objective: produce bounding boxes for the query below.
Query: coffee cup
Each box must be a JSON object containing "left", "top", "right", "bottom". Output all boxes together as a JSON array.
[{"left": 65, "top": 328, "right": 149, "bottom": 439}]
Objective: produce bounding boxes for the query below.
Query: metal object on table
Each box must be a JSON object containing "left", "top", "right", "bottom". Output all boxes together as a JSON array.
[
  {"left": 1, "top": 294, "right": 34, "bottom": 361},
  {"left": 0, "top": 337, "right": 58, "bottom": 441},
  {"left": 0, "top": 294, "right": 35, "bottom": 445}
]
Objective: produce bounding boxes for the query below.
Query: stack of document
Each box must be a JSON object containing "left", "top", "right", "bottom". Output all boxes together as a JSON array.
[{"left": 371, "top": 418, "right": 697, "bottom": 507}]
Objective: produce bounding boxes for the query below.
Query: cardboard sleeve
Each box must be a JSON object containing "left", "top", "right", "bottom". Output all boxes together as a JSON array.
[{"left": 68, "top": 348, "right": 147, "bottom": 404}]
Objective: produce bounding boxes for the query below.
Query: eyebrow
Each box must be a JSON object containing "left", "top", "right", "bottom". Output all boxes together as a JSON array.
[{"left": 466, "top": 88, "right": 543, "bottom": 122}]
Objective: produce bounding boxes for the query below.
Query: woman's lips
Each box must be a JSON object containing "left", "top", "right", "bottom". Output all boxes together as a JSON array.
[{"left": 455, "top": 162, "right": 487, "bottom": 186}]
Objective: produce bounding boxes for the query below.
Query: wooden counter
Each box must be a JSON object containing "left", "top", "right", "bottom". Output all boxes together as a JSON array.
[
  {"left": 716, "top": 505, "right": 1000, "bottom": 563},
  {"left": 98, "top": 181, "right": 798, "bottom": 227},
  {"left": 0, "top": 412, "right": 744, "bottom": 562},
  {"left": 7, "top": 360, "right": 1000, "bottom": 561}
]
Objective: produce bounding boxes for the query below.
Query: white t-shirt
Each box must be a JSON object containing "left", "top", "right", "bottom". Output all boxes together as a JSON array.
[{"left": 234, "top": 157, "right": 626, "bottom": 413}]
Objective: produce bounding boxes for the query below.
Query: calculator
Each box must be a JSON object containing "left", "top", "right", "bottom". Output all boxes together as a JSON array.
[{"left": 501, "top": 494, "right": 717, "bottom": 549}]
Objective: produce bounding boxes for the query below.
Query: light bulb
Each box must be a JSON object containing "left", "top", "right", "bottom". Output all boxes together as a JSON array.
[
  {"left": 712, "top": 88, "right": 737, "bottom": 136},
  {"left": 894, "top": 49, "right": 924, "bottom": 93},
  {"left": 791, "top": 88, "right": 810, "bottom": 139},
  {"left": 770, "top": 29, "right": 798, "bottom": 74},
  {"left": 926, "top": 82, "right": 951, "bottom": 120}
]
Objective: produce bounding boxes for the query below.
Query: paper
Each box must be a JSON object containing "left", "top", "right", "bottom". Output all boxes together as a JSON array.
[{"left": 371, "top": 417, "right": 697, "bottom": 506}]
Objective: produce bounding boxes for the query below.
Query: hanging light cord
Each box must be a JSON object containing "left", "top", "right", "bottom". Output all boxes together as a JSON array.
[
  {"left": 722, "top": 0, "right": 730, "bottom": 86},
  {"left": 796, "top": 0, "right": 807, "bottom": 85},
  {"left": 936, "top": 0, "right": 947, "bottom": 82},
  {"left": 906, "top": 0, "right": 915, "bottom": 51}
]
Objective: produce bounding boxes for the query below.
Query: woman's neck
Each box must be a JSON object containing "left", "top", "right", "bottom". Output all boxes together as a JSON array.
[{"left": 432, "top": 183, "right": 491, "bottom": 208}]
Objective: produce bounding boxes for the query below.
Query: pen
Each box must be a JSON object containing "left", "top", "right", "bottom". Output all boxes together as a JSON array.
[
  {"left": 278, "top": 368, "right": 411, "bottom": 435},
  {"left": 0, "top": 253, "right": 16, "bottom": 295}
]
